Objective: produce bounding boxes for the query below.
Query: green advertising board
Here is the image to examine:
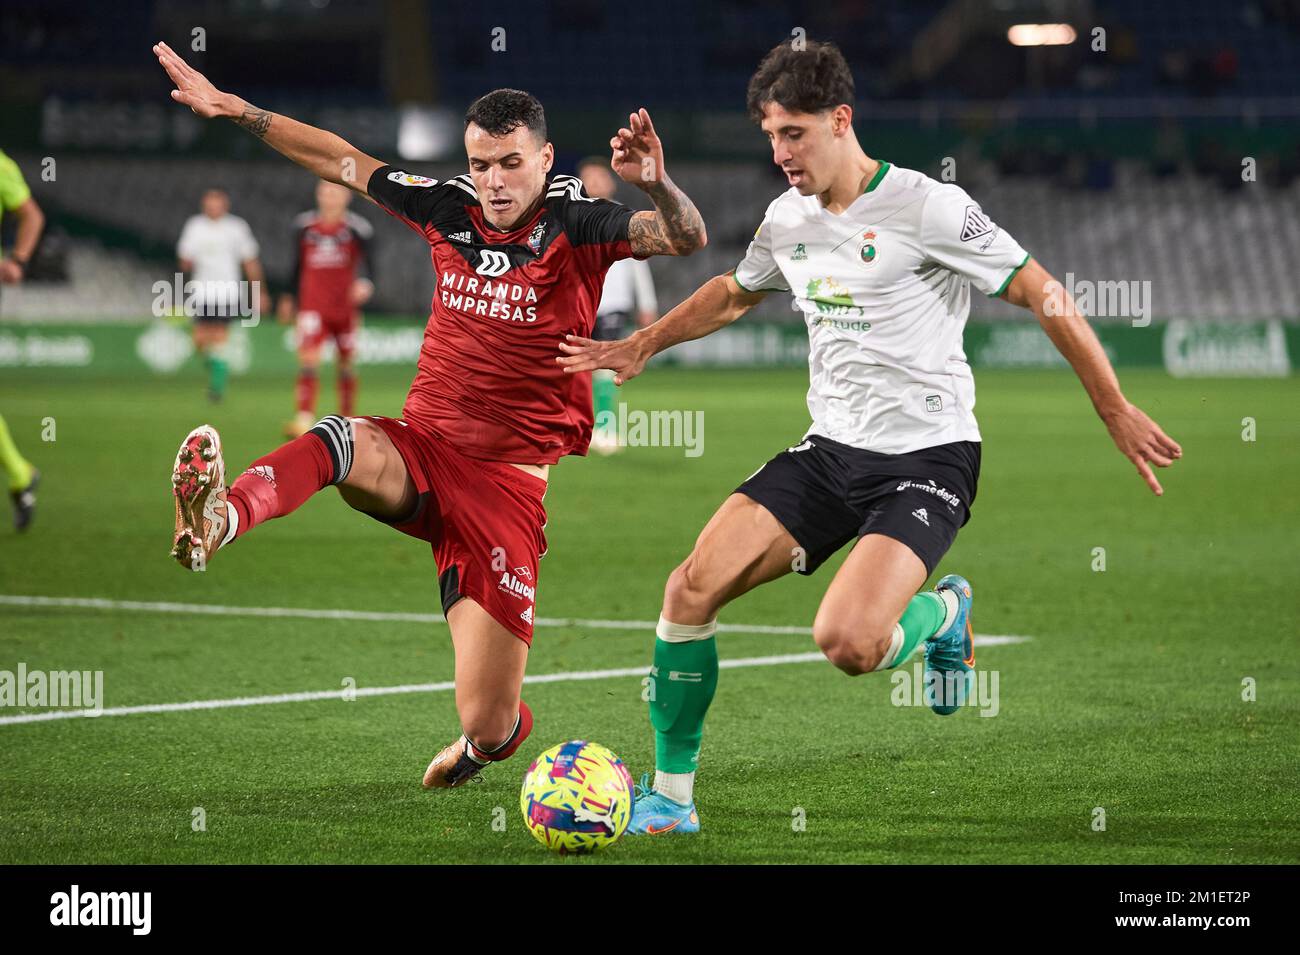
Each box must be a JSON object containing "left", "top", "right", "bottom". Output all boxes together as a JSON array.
[{"left": 0, "top": 317, "right": 1294, "bottom": 377}]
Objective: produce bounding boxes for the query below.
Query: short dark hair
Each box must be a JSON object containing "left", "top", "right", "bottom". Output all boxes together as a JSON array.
[
  {"left": 575, "top": 155, "right": 607, "bottom": 175},
  {"left": 746, "top": 40, "right": 855, "bottom": 123},
  {"left": 464, "top": 88, "right": 547, "bottom": 141}
]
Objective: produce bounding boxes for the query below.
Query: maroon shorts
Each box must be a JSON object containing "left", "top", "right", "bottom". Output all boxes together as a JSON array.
[
  {"left": 365, "top": 416, "right": 548, "bottom": 645},
  {"left": 297, "top": 310, "right": 359, "bottom": 360}
]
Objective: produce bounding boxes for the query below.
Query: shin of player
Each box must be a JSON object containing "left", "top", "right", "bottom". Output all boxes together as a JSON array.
[
  {"left": 170, "top": 414, "right": 538, "bottom": 788},
  {"left": 642, "top": 499, "right": 965, "bottom": 831}
]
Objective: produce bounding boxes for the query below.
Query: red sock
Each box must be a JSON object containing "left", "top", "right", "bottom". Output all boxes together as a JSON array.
[
  {"left": 338, "top": 369, "right": 357, "bottom": 417},
  {"left": 295, "top": 368, "right": 319, "bottom": 416},
  {"left": 469, "top": 701, "right": 533, "bottom": 762},
  {"left": 226, "top": 432, "right": 335, "bottom": 541}
]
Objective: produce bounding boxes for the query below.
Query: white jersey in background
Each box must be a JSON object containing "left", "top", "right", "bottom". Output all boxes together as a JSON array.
[
  {"left": 177, "top": 213, "right": 259, "bottom": 308},
  {"left": 597, "top": 257, "right": 657, "bottom": 317},
  {"left": 734, "top": 162, "right": 1029, "bottom": 454}
]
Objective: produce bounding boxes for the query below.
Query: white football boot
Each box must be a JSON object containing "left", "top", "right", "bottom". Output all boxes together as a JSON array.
[{"left": 170, "top": 424, "right": 229, "bottom": 570}]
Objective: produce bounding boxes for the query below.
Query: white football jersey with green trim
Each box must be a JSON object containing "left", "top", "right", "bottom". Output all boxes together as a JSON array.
[{"left": 734, "top": 162, "right": 1029, "bottom": 454}]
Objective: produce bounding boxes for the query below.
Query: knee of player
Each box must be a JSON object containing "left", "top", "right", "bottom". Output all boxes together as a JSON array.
[
  {"left": 663, "top": 556, "right": 719, "bottom": 617},
  {"left": 344, "top": 417, "right": 380, "bottom": 471},
  {"left": 461, "top": 702, "right": 522, "bottom": 753},
  {"left": 812, "top": 616, "right": 875, "bottom": 676}
]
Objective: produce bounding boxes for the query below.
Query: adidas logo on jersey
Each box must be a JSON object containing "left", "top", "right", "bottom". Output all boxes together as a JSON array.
[
  {"left": 244, "top": 464, "right": 276, "bottom": 487},
  {"left": 520, "top": 606, "right": 533, "bottom": 625},
  {"left": 448, "top": 231, "right": 472, "bottom": 244},
  {"left": 912, "top": 507, "right": 930, "bottom": 526}
]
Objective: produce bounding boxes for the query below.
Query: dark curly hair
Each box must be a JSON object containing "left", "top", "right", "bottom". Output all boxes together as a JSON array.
[
  {"left": 464, "top": 88, "right": 547, "bottom": 141},
  {"left": 746, "top": 39, "right": 856, "bottom": 123}
]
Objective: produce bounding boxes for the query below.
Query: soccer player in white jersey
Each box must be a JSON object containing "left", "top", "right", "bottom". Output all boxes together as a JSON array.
[
  {"left": 176, "top": 188, "right": 269, "bottom": 402},
  {"left": 577, "top": 157, "right": 659, "bottom": 454},
  {"left": 558, "top": 39, "right": 1183, "bottom": 835}
]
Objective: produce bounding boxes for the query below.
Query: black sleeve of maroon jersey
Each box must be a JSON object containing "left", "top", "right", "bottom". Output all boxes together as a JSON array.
[
  {"left": 559, "top": 188, "right": 637, "bottom": 264},
  {"left": 289, "top": 223, "right": 306, "bottom": 296},
  {"left": 356, "top": 230, "right": 374, "bottom": 283},
  {"left": 366, "top": 164, "right": 452, "bottom": 233},
  {"left": 347, "top": 212, "right": 376, "bottom": 283}
]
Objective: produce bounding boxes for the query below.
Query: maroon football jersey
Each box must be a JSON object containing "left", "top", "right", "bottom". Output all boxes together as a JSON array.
[
  {"left": 367, "top": 166, "right": 637, "bottom": 464},
  {"left": 290, "top": 211, "right": 373, "bottom": 318}
]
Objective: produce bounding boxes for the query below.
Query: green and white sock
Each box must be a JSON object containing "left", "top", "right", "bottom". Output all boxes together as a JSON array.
[
  {"left": 649, "top": 616, "right": 718, "bottom": 805},
  {"left": 206, "top": 343, "right": 230, "bottom": 398},
  {"left": 872, "top": 590, "right": 958, "bottom": 671}
]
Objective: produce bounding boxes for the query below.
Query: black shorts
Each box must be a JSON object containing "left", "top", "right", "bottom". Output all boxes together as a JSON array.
[
  {"left": 592, "top": 310, "right": 631, "bottom": 342},
  {"left": 735, "top": 434, "right": 981, "bottom": 578},
  {"left": 192, "top": 302, "right": 238, "bottom": 325}
]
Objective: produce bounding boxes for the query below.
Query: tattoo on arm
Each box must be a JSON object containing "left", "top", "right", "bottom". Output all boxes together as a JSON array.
[
  {"left": 233, "top": 105, "right": 273, "bottom": 139},
  {"left": 631, "top": 179, "right": 706, "bottom": 256},
  {"left": 628, "top": 213, "right": 671, "bottom": 256}
]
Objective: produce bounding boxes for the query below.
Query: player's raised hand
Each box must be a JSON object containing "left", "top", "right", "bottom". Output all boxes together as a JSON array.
[
  {"left": 610, "top": 108, "right": 666, "bottom": 189},
  {"left": 557, "top": 334, "right": 650, "bottom": 386},
  {"left": 153, "top": 42, "right": 233, "bottom": 119},
  {"left": 1102, "top": 401, "right": 1183, "bottom": 496}
]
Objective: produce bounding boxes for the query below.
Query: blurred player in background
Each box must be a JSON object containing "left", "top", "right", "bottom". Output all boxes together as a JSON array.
[
  {"left": 561, "top": 39, "right": 1182, "bottom": 835},
  {"left": 278, "top": 180, "right": 375, "bottom": 437},
  {"left": 576, "top": 157, "right": 658, "bottom": 454},
  {"left": 153, "top": 43, "right": 705, "bottom": 789},
  {"left": 0, "top": 148, "right": 45, "bottom": 531},
  {"left": 176, "top": 188, "right": 269, "bottom": 402}
]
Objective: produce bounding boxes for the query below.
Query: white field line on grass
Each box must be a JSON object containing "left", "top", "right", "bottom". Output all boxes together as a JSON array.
[
  {"left": 0, "top": 653, "right": 828, "bottom": 726},
  {"left": 0, "top": 593, "right": 1031, "bottom": 728},
  {"left": 0, "top": 594, "right": 1034, "bottom": 641}
]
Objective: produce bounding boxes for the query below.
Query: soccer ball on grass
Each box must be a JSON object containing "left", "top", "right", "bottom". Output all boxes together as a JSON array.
[{"left": 519, "top": 740, "right": 634, "bottom": 854}]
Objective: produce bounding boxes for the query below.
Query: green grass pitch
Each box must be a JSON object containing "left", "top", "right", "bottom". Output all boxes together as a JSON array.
[{"left": 1, "top": 364, "right": 1296, "bottom": 863}]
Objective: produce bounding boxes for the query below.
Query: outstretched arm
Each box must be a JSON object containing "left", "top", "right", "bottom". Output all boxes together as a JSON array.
[
  {"left": 0, "top": 198, "right": 44, "bottom": 284},
  {"left": 609, "top": 108, "right": 706, "bottom": 257},
  {"left": 1003, "top": 257, "right": 1183, "bottom": 495},
  {"left": 153, "top": 42, "right": 384, "bottom": 194},
  {"left": 557, "top": 273, "right": 763, "bottom": 384}
]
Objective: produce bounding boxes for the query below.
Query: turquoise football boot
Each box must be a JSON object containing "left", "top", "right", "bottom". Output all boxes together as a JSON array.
[
  {"left": 626, "top": 773, "right": 700, "bottom": 835},
  {"left": 924, "top": 574, "right": 975, "bottom": 716}
]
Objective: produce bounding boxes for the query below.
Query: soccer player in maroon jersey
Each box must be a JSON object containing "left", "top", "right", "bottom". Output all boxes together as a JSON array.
[
  {"left": 278, "top": 180, "right": 375, "bottom": 437},
  {"left": 153, "top": 42, "right": 705, "bottom": 788}
]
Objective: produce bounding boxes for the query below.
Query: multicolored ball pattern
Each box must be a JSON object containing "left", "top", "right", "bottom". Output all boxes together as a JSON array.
[{"left": 520, "top": 740, "right": 635, "bottom": 854}]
